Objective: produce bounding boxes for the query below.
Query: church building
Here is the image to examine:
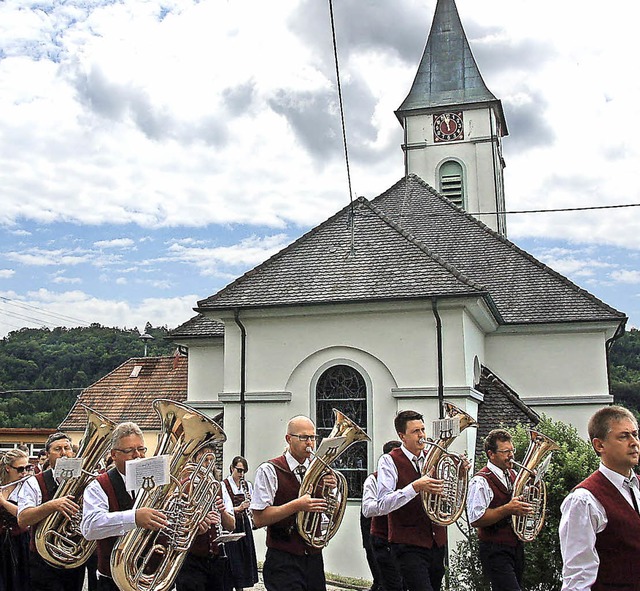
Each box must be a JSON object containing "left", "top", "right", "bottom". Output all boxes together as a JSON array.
[{"left": 170, "top": 0, "right": 626, "bottom": 579}]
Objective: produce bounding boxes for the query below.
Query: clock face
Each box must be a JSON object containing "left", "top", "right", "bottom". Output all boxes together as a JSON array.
[{"left": 433, "top": 112, "right": 464, "bottom": 142}]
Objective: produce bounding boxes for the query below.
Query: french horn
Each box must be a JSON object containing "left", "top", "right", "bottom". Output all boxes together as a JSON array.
[
  {"left": 510, "top": 429, "right": 559, "bottom": 542},
  {"left": 296, "top": 409, "right": 370, "bottom": 548},
  {"left": 420, "top": 402, "right": 477, "bottom": 525},
  {"left": 34, "top": 406, "right": 116, "bottom": 568},
  {"left": 110, "top": 399, "right": 226, "bottom": 591}
]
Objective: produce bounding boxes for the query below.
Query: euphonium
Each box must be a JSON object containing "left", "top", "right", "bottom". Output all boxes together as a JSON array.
[
  {"left": 296, "top": 409, "right": 370, "bottom": 549},
  {"left": 420, "top": 402, "right": 477, "bottom": 526},
  {"left": 110, "top": 399, "right": 226, "bottom": 591},
  {"left": 34, "top": 406, "right": 116, "bottom": 568},
  {"left": 510, "top": 429, "right": 559, "bottom": 542}
]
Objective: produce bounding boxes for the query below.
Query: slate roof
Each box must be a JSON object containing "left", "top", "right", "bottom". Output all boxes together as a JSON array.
[
  {"left": 170, "top": 314, "right": 224, "bottom": 339},
  {"left": 59, "top": 355, "right": 188, "bottom": 431},
  {"left": 395, "top": 0, "right": 507, "bottom": 132},
  {"left": 197, "top": 194, "right": 488, "bottom": 311},
  {"left": 196, "top": 174, "right": 625, "bottom": 326},
  {"left": 475, "top": 365, "right": 540, "bottom": 459}
]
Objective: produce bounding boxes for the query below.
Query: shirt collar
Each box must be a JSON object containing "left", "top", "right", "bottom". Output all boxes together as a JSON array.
[
  {"left": 401, "top": 444, "right": 425, "bottom": 463},
  {"left": 599, "top": 462, "right": 637, "bottom": 490},
  {"left": 284, "top": 449, "right": 309, "bottom": 472},
  {"left": 487, "top": 460, "right": 511, "bottom": 485}
]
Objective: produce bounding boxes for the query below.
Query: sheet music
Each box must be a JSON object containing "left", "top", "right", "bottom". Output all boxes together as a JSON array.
[
  {"left": 125, "top": 454, "right": 171, "bottom": 492},
  {"left": 53, "top": 457, "right": 83, "bottom": 481}
]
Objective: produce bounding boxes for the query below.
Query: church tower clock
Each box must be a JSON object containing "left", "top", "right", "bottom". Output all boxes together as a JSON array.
[{"left": 395, "top": 0, "right": 508, "bottom": 235}]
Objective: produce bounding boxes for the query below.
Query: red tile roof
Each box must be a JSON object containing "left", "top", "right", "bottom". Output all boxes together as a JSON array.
[{"left": 59, "top": 354, "right": 187, "bottom": 431}]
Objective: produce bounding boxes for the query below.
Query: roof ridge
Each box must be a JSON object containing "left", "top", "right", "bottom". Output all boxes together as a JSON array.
[
  {"left": 197, "top": 200, "right": 360, "bottom": 308},
  {"left": 404, "top": 174, "right": 626, "bottom": 321},
  {"left": 362, "top": 196, "right": 486, "bottom": 294},
  {"left": 481, "top": 366, "right": 540, "bottom": 424}
]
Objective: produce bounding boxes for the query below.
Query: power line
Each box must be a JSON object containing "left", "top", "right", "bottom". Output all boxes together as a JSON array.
[
  {"left": 0, "top": 297, "right": 92, "bottom": 328},
  {"left": 468, "top": 202, "right": 640, "bottom": 216},
  {"left": 1, "top": 388, "right": 84, "bottom": 394}
]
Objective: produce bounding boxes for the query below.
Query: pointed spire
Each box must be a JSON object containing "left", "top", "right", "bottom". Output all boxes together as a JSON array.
[{"left": 396, "top": 0, "right": 506, "bottom": 130}]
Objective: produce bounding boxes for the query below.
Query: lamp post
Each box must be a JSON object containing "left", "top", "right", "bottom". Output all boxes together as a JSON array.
[{"left": 139, "top": 332, "right": 154, "bottom": 357}]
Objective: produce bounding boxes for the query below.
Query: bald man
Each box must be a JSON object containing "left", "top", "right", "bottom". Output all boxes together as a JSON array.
[{"left": 251, "top": 416, "right": 332, "bottom": 591}]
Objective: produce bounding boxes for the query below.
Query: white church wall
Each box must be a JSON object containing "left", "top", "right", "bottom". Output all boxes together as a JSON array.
[{"left": 185, "top": 339, "right": 224, "bottom": 402}]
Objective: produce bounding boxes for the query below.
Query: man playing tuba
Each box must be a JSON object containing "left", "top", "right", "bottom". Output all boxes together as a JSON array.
[
  {"left": 81, "top": 422, "right": 168, "bottom": 591},
  {"left": 467, "top": 429, "right": 533, "bottom": 591},
  {"left": 250, "top": 415, "right": 335, "bottom": 591},
  {"left": 17, "top": 432, "right": 85, "bottom": 591},
  {"left": 376, "top": 410, "right": 446, "bottom": 591}
]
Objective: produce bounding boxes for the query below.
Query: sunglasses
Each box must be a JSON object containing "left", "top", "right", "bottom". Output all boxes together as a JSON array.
[
  {"left": 235, "top": 467, "right": 246, "bottom": 473},
  {"left": 10, "top": 465, "right": 34, "bottom": 474}
]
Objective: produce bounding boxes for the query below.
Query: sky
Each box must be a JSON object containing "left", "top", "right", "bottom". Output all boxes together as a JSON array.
[{"left": 1, "top": 0, "right": 639, "bottom": 339}]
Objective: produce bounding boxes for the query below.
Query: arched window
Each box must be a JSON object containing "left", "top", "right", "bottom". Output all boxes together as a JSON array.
[
  {"left": 315, "top": 364, "right": 368, "bottom": 498},
  {"left": 439, "top": 160, "right": 464, "bottom": 208}
]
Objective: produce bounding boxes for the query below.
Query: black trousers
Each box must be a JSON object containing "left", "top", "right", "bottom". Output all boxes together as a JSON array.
[
  {"left": 263, "top": 547, "right": 326, "bottom": 591},
  {"left": 478, "top": 541, "right": 524, "bottom": 591},
  {"left": 96, "top": 575, "right": 119, "bottom": 591},
  {"left": 175, "top": 553, "right": 232, "bottom": 591},
  {"left": 29, "top": 552, "right": 84, "bottom": 591},
  {"left": 371, "top": 535, "right": 404, "bottom": 591},
  {"left": 390, "top": 543, "right": 445, "bottom": 591},
  {"left": 360, "top": 514, "right": 382, "bottom": 589}
]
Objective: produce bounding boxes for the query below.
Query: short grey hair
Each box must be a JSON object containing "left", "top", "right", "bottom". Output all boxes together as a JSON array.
[{"left": 110, "top": 422, "right": 144, "bottom": 450}]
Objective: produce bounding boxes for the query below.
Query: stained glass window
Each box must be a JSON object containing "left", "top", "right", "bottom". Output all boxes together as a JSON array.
[{"left": 315, "top": 364, "right": 368, "bottom": 499}]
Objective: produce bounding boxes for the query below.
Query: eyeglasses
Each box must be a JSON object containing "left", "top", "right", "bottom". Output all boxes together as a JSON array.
[
  {"left": 288, "top": 434, "right": 320, "bottom": 443},
  {"left": 49, "top": 445, "right": 72, "bottom": 454},
  {"left": 495, "top": 448, "right": 516, "bottom": 455},
  {"left": 10, "top": 465, "right": 34, "bottom": 474},
  {"left": 235, "top": 467, "right": 246, "bottom": 473},
  {"left": 113, "top": 446, "right": 147, "bottom": 455}
]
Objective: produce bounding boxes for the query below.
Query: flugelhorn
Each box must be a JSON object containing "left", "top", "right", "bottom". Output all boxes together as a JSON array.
[
  {"left": 420, "top": 402, "right": 477, "bottom": 525},
  {"left": 296, "top": 409, "right": 370, "bottom": 548},
  {"left": 510, "top": 429, "right": 559, "bottom": 542},
  {"left": 34, "top": 407, "right": 116, "bottom": 568},
  {"left": 110, "top": 400, "right": 226, "bottom": 591}
]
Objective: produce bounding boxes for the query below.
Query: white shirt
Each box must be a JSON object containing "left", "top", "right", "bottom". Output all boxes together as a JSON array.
[
  {"left": 250, "top": 450, "right": 309, "bottom": 511},
  {"left": 376, "top": 445, "right": 423, "bottom": 516},
  {"left": 225, "top": 476, "right": 254, "bottom": 498},
  {"left": 16, "top": 473, "right": 50, "bottom": 516},
  {"left": 559, "top": 463, "right": 640, "bottom": 591},
  {"left": 466, "top": 461, "right": 512, "bottom": 525},
  {"left": 361, "top": 472, "right": 383, "bottom": 519}
]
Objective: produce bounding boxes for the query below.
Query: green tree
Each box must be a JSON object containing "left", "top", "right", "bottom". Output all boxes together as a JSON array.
[{"left": 447, "top": 416, "right": 599, "bottom": 591}]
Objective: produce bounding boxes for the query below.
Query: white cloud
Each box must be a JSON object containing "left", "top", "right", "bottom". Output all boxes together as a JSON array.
[
  {"left": 94, "top": 238, "right": 135, "bottom": 249},
  {"left": 0, "top": 269, "right": 15, "bottom": 279},
  {"left": 611, "top": 270, "right": 640, "bottom": 285}
]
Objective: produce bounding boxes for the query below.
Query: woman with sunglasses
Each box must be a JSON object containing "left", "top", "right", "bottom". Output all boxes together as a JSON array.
[
  {"left": 222, "top": 456, "right": 258, "bottom": 591},
  {"left": 0, "top": 449, "right": 32, "bottom": 591}
]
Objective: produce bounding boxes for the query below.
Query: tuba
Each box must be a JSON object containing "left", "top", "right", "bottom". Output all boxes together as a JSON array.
[
  {"left": 510, "top": 429, "right": 559, "bottom": 542},
  {"left": 420, "top": 402, "right": 477, "bottom": 525},
  {"left": 110, "top": 399, "right": 226, "bottom": 591},
  {"left": 296, "top": 409, "right": 370, "bottom": 549},
  {"left": 34, "top": 406, "right": 116, "bottom": 568}
]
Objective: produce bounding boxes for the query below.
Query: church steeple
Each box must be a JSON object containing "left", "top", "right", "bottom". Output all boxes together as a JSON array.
[{"left": 396, "top": 0, "right": 508, "bottom": 235}]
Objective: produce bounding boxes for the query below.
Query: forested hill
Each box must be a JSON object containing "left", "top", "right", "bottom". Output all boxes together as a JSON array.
[
  {"left": 0, "top": 324, "right": 176, "bottom": 428},
  {"left": 609, "top": 327, "right": 640, "bottom": 415},
  {"left": 0, "top": 324, "right": 638, "bottom": 429}
]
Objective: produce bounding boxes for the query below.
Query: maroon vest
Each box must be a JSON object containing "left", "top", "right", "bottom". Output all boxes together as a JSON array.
[
  {"left": 29, "top": 470, "right": 57, "bottom": 552},
  {"left": 367, "top": 471, "right": 388, "bottom": 541},
  {"left": 265, "top": 455, "right": 321, "bottom": 556},
  {"left": 577, "top": 470, "right": 640, "bottom": 590},
  {"left": 476, "top": 466, "right": 519, "bottom": 547},
  {"left": 387, "top": 448, "right": 447, "bottom": 548},
  {"left": 95, "top": 468, "right": 134, "bottom": 577},
  {"left": 223, "top": 478, "right": 246, "bottom": 508}
]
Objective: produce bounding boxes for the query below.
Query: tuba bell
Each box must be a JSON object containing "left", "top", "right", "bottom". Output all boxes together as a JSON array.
[
  {"left": 110, "top": 399, "right": 226, "bottom": 591},
  {"left": 510, "top": 429, "right": 559, "bottom": 542},
  {"left": 420, "top": 402, "right": 477, "bottom": 526},
  {"left": 296, "top": 409, "right": 370, "bottom": 549},
  {"left": 34, "top": 406, "right": 116, "bottom": 568}
]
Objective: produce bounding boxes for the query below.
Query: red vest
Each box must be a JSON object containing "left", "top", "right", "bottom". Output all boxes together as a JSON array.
[
  {"left": 475, "top": 466, "right": 519, "bottom": 547},
  {"left": 29, "top": 470, "right": 57, "bottom": 552},
  {"left": 387, "top": 448, "right": 447, "bottom": 548},
  {"left": 577, "top": 470, "right": 640, "bottom": 590},
  {"left": 95, "top": 468, "right": 134, "bottom": 577},
  {"left": 265, "top": 455, "right": 321, "bottom": 556}
]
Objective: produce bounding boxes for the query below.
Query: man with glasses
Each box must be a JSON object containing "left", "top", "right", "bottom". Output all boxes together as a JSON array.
[
  {"left": 467, "top": 429, "right": 533, "bottom": 591},
  {"left": 81, "top": 422, "right": 168, "bottom": 591},
  {"left": 251, "top": 415, "right": 334, "bottom": 591},
  {"left": 17, "top": 432, "right": 85, "bottom": 591}
]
